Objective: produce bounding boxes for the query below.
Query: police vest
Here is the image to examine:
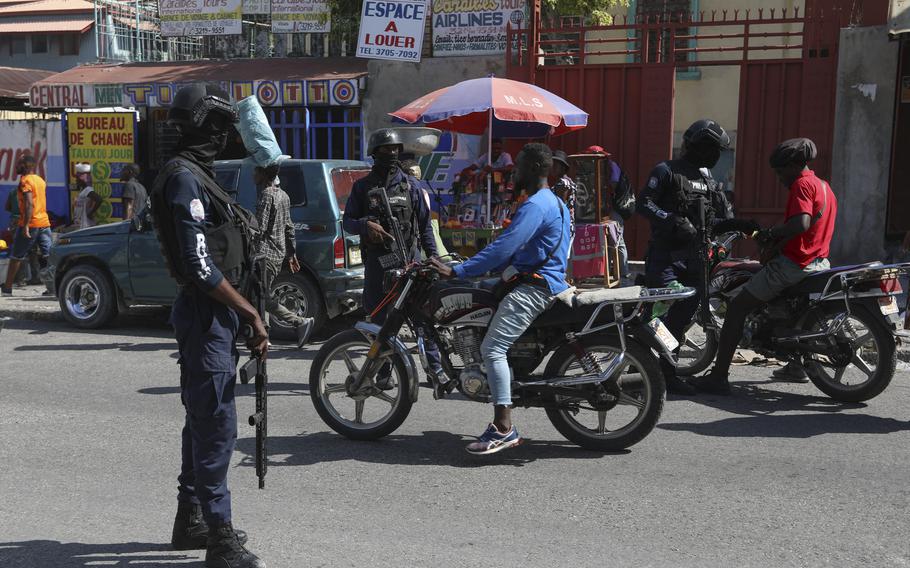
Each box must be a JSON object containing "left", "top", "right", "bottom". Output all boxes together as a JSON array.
[
  {"left": 365, "top": 174, "right": 415, "bottom": 253},
  {"left": 150, "top": 157, "right": 258, "bottom": 288}
]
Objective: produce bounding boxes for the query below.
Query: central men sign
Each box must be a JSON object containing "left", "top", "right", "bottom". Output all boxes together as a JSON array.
[{"left": 356, "top": 0, "right": 427, "bottom": 62}]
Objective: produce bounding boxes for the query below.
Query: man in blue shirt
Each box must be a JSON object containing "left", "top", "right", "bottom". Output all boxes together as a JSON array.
[{"left": 432, "top": 143, "right": 570, "bottom": 455}]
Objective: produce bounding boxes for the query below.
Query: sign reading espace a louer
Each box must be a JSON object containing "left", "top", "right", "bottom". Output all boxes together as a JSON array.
[{"left": 356, "top": 0, "right": 427, "bottom": 62}]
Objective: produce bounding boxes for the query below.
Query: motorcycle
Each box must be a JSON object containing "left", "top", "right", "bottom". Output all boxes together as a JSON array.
[
  {"left": 676, "top": 232, "right": 909, "bottom": 402},
  {"left": 309, "top": 256, "right": 696, "bottom": 451}
]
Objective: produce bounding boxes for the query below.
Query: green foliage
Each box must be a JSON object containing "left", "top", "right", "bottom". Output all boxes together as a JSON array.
[{"left": 541, "top": 0, "right": 628, "bottom": 24}]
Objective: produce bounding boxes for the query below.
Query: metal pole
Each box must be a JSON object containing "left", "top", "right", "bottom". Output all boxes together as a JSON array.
[{"left": 487, "top": 108, "right": 493, "bottom": 228}]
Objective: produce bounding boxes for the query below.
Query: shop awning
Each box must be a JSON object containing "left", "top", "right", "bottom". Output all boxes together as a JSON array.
[
  {"left": 0, "top": 65, "right": 55, "bottom": 98},
  {"left": 30, "top": 57, "right": 370, "bottom": 109},
  {"left": 0, "top": 16, "right": 92, "bottom": 33},
  {"left": 0, "top": 0, "right": 93, "bottom": 15}
]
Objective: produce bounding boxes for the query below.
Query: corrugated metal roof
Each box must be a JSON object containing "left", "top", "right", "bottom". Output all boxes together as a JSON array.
[
  {"left": 0, "top": 16, "right": 92, "bottom": 33},
  {"left": 0, "top": 65, "right": 55, "bottom": 98},
  {"left": 33, "top": 57, "right": 370, "bottom": 85},
  {"left": 0, "top": 0, "right": 92, "bottom": 15}
]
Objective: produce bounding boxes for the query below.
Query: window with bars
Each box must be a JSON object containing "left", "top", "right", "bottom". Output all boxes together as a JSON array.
[{"left": 636, "top": 0, "right": 693, "bottom": 67}]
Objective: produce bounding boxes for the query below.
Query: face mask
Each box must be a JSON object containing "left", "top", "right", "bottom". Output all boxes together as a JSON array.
[
  {"left": 373, "top": 149, "right": 400, "bottom": 173},
  {"left": 685, "top": 144, "right": 721, "bottom": 169}
]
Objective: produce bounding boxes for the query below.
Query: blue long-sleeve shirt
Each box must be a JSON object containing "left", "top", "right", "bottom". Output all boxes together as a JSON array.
[
  {"left": 342, "top": 168, "right": 437, "bottom": 258},
  {"left": 164, "top": 167, "right": 224, "bottom": 290},
  {"left": 453, "top": 187, "right": 570, "bottom": 294}
]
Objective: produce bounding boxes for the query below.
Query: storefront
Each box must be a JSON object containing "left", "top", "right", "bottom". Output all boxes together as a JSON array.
[{"left": 28, "top": 58, "right": 368, "bottom": 221}]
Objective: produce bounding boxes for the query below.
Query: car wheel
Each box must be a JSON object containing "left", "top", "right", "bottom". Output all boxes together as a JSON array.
[
  {"left": 58, "top": 264, "right": 119, "bottom": 329},
  {"left": 269, "top": 273, "right": 326, "bottom": 340}
]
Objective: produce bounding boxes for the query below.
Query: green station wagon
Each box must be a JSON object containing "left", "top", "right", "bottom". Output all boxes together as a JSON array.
[{"left": 50, "top": 159, "right": 369, "bottom": 338}]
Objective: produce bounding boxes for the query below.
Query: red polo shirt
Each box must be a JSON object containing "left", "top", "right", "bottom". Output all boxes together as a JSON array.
[{"left": 781, "top": 169, "right": 836, "bottom": 267}]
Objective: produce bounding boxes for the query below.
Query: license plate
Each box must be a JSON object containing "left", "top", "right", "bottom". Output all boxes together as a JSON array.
[
  {"left": 879, "top": 296, "right": 898, "bottom": 315},
  {"left": 648, "top": 318, "right": 679, "bottom": 352},
  {"left": 348, "top": 246, "right": 362, "bottom": 266}
]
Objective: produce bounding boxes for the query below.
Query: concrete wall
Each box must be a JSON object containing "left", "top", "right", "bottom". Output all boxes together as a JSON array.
[
  {"left": 829, "top": 25, "right": 899, "bottom": 264},
  {"left": 361, "top": 55, "right": 505, "bottom": 143},
  {"left": 0, "top": 32, "right": 97, "bottom": 72}
]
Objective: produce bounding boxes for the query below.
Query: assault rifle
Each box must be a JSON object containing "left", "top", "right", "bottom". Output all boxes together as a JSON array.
[
  {"left": 694, "top": 198, "right": 716, "bottom": 334},
  {"left": 368, "top": 166, "right": 413, "bottom": 270},
  {"left": 239, "top": 256, "right": 268, "bottom": 489}
]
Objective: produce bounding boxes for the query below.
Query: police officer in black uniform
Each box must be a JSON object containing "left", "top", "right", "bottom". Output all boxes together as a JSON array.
[
  {"left": 342, "top": 129, "right": 444, "bottom": 388},
  {"left": 637, "top": 119, "right": 744, "bottom": 396},
  {"left": 150, "top": 83, "right": 266, "bottom": 568}
]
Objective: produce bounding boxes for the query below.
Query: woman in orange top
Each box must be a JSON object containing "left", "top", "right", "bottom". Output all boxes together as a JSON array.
[{"left": 2, "top": 154, "right": 52, "bottom": 296}]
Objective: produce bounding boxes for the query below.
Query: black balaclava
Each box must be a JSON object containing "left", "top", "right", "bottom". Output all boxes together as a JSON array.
[
  {"left": 371, "top": 145, "right": 401, "bottom": 178},
  {"left": 175, "top": 122, "right": 230, "bottom": 175},
  {"left": 683, "top": 140, "right": 721, "bottom": 169}
]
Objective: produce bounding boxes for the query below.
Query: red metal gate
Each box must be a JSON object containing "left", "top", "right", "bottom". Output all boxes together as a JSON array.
[{"left": 507, "top": 2, "right": 878, "bottom": 258}]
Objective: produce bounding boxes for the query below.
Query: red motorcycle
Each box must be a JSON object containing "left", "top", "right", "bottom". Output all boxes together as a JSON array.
[{"left": 676, "top": 231, "right": 908, "bottom": 402}]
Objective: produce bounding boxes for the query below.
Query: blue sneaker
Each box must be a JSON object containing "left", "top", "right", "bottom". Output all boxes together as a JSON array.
[{"left": 466, "top": 423, "right": 522, "bottom": 455}]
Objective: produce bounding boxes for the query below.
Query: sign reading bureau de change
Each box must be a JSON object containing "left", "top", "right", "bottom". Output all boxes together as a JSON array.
[
  {"left": 356, "top": 0, "right": 427, "bottom": 62},
  {"left": 159, "top": 0, "right": 242, "bottom": 37}
]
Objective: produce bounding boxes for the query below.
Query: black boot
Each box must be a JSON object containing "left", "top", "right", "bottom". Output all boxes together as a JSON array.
[
  {"left": 692, "top": 368, "right": 732, "bottom": 395},
  {"left": 205, "top": 523, "right": 266, "bottom": 568},
  {"left": 171, "top": 503, "right": 248, "bottom": 551}
]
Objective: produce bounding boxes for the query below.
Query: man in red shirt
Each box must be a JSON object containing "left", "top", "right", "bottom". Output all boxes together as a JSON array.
[{"left": 694, "top": 138, "right": 836, "bottom": 395}]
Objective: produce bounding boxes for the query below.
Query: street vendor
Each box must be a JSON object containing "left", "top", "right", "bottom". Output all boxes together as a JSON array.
[{"left": 459, "top": 138, "right": 514, "bottom": 185}]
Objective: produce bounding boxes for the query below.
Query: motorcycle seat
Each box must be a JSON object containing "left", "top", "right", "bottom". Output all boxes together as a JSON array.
[
  {"left": 531, "top": 286, "right": 643, "bottom": 328},
  {"left": 785, "top": 262, "right": 881, "bottom": 295}
]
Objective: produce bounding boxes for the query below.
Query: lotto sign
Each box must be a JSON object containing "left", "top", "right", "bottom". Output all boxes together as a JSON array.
[
  {"left": 356, "top": 0, "right": 427, "bottom": 62},
  {"left": 331, "top": 80, "right": 356, "bottom": 105},
  {"left": 159, "top": 0, "right": 242, "bottom": 37},
  {"left": 271, "top": 0, "right": 330, "bottom": 33},
  {"left": 66, "top": 112, "right": 136, "bottom": 224}
]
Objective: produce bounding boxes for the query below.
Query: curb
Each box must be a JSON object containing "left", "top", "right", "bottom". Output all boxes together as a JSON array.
[{"left": 0, "top": 308, "right": 64, "bottom": 323}]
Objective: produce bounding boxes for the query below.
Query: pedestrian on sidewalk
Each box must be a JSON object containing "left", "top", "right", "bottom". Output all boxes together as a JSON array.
[
  {"left": 2, "top": 154, "right": 52, "bottom": 296},
  {"left": 252, "top": 164, "right": 314, "bottom": 347},
  {"left": 121, "top": 163, "right": 148, "bottom": 220},
  {"left": 72, "top": 163, "right": 101, "bottom": 230}
]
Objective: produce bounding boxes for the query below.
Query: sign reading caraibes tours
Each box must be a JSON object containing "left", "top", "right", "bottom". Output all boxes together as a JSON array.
[
  {"left": 271, "top": 0, "right": 330, "bottom": 32},
  {"left": 356, "top": 0, "right": 427, "bottom": 62},
  {"left": 159, "top": 0, "right": 242, "bottom": 37},
  {"left": 66, "top": 112, "right": 137, "bottom": 224},
  {"left": 432, "top": 0, "right": 525, "bottom": 56}
]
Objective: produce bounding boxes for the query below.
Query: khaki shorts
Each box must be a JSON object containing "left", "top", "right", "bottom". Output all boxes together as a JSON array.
[{"left": 743, "top": 255, "right": 830, "bottom": 301}]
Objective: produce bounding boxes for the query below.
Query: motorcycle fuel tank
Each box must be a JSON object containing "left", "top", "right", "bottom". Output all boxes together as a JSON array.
[{"left": 428, "top": 282, "right": 497, "bottom": 326}]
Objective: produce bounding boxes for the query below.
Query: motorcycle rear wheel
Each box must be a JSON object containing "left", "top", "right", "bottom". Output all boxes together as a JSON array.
[
  {"left": 309, "top": 329, "right": 413, "bottom": 440},
  {"left": 675, "top": 294, "right": 723, "bottom": 376},
  {"left": 542, "top": 336, "right": 665, "bottom": 451},
  {"left": 803, "top": 303, "right": 897, "bottom": 402}
]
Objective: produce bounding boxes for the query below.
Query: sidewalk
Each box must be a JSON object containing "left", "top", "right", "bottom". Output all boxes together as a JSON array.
[{"left": 0, "top": 284, "right": 63, "bottom": 322}]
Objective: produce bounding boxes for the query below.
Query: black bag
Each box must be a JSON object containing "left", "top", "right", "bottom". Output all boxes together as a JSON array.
[{"left": 611, "top": 168, "right": 636, "bottom": 221}]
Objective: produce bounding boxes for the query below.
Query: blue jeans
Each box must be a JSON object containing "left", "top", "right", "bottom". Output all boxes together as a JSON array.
[
  {"left": 481, "top": 284, "right": 554, "bottom": 406},
  {"left": 11, "top": 226, "right": 51, "bottom": 260}
]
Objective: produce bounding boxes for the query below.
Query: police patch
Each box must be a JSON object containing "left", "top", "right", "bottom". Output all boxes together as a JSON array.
[
  {"left": 648, "top": 177, "right": 658, "bottom": 189},
  {"left": 189, "top": 199, "right": 204, "bottom": 222}
]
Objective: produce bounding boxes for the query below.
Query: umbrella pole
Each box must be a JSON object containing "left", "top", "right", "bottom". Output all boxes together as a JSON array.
[{"left": 487, "top": 109, "right": 492, "bottom": 228}]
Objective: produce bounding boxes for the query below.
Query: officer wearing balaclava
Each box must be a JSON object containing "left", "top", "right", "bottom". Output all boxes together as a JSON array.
[
  {"left": 636, "top": 119, "right": 748, "bottom": 396},
  {"left": 150, "top": 83, "right": 266, "bottom": 568}
]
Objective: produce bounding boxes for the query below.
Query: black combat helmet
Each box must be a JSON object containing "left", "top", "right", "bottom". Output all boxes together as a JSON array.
[
  {"left": 367, "top": 128, "right": 405, "bottom": 156},
  {"left": 683, "top": 119, "right": 730, "bottom": 149},
  {"left": 167, "top": 83, "right": 238, "bottom": 133}
]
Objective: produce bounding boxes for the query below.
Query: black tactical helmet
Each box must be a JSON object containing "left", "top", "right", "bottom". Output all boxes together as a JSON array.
[
  {"left": 167, "top": 83, "right": 238, "bottom": 132},
  {"left": 367, "top": 128, "right": 405, "bottom": 156},
  {"left": 683, "top": 119, "right": 730, "bottom": 149}
]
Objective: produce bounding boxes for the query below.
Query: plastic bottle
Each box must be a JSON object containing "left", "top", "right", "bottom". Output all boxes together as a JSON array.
[{"left": 651, "top": 280, "right": 684, "bottom": 319}]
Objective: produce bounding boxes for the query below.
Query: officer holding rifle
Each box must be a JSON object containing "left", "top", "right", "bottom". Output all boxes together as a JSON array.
[
  {"left": 342, "top": 128, "right": 445, "bottom": 388},
  {"left": 150, "top": 83, "right": 266, "bottom": 568}
]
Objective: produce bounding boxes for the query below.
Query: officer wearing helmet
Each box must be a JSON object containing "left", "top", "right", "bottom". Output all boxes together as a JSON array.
[
  {"left": 636, "top": 119, "right": 750, "bottom": 395},
  {"left": 342, "top": 128, "right": 445, "bottom": 388},
  {"left": 150, "top": 83, "right": 266, "bottom": 568}
]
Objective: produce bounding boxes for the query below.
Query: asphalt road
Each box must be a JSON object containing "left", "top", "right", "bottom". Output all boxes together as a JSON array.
[{"left": 1, "top": 317, "right": 910, "bottom": 568}]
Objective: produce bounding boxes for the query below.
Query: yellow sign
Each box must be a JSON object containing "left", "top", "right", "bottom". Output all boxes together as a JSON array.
[{"left": 67, "top": 112, "right": 136, "bottom": 224}]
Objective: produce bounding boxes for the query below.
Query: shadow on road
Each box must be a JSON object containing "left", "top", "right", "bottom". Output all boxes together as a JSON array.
[
  {"left": 235, "top": 430, "right": 627, "bottom": 470},
  {"left": 660, "top": 381, "right": 909, "bottom": 438},
  {"left": 139, "top": 382, "right": 311, "bottom": 397},
  {"left": 0, "top": 540, "right": 201, "bottom": 567}
]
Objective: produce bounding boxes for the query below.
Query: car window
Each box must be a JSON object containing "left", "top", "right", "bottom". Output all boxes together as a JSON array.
[
  {"left": 279, "top": 163, "right": 306, "bottom": 207},
  {"left": 214, "top": 167, "right": 239, "bottom": 197},
  {"left": 332, "top": 168, "right": 369, "bottom": 211}
]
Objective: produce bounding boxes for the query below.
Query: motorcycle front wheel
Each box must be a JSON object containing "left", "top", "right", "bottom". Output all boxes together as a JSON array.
[
  {"left": 803, "top": 303, "right": 897, "bottom": 402},
  {"left": 542, "top": 336, "right": 665, "bottom": 451},
  {"left": 309, "top": 329, "right": 413, "bottom": 440}
]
